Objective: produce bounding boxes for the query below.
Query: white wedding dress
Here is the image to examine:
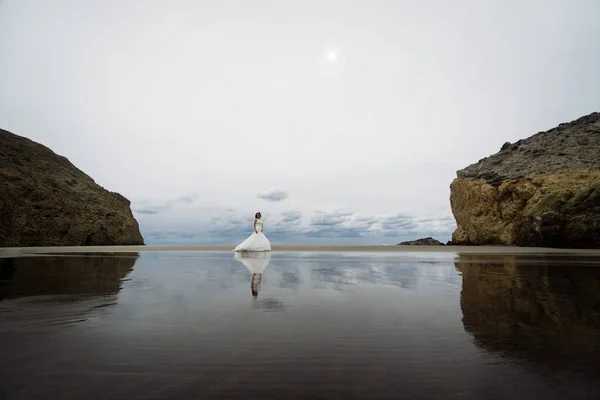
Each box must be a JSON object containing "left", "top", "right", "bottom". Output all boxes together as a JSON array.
[{"left": 234, "top": 218, "right": 271, "bottom": 252}]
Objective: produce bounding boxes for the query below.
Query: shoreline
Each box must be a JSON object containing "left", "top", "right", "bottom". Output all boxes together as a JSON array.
[{"left": 2, "top": 244, "right": 600, "bottom": 256}]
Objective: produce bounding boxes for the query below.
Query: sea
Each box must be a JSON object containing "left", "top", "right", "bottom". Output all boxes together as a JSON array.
[{"left": 1, "top": 245, "right": 600, "bottom": 399}]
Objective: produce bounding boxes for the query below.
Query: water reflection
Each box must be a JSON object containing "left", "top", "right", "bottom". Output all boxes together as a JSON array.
[
  {"left": 278, "top": 269, "right": 301, "bottom": 290},
  {"left": 234, "top": 252, "right": 271, "bottom": 298},
  {"left": 2, "top": 251, "right": 600, "bottom": 399},
  {"left": 456, "top": 254, "right": 600, "bottom": 373},
  {"left": 0, "top": 253, "right": 139, "bottom": 335},
  {"left": 234, "top": 252, "right": 288, "bottom": 312},
  {"left": 0, "top": 253, "right": 139, "bottom": 301},
  {"left": 309, "top": 261, "right": 420, "bottom": 291}
]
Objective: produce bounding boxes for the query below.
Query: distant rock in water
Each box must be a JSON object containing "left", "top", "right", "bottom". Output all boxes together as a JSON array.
[
  {"left": 397, "top": 237, "right": 445, "bottom": 246},
  {"left": 450, "top": 112, "right": 600, "bottom": 249},
  {"left": 0, "top": 128, "right": 144, "bottom": 247}
]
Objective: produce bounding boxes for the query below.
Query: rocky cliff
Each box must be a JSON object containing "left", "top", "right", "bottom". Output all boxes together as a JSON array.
[
  {"left": 0, "top": 128, "right": 144, "bottom": 247},
  {"left": 450, "top": 112, "right": 600, "bottom": 248}
]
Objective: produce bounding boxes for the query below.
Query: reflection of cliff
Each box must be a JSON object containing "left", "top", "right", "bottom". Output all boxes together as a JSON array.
[
  {"left": 0, "top": 253, "right": 138, "bottom": 301},
  {"left": 456, "top": 254, "right": 600, "bottom": 364}
]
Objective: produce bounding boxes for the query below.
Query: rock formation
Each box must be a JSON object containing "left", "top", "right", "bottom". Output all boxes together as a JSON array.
[
  {"left": 450, "top": 112, "right": 600, "bottom": 248},
  {"left": 0, "top": 128, "right": 144, "bottom": 247},
  {"left": 397, "top": 237, "right": 444, "bottom": 246}
]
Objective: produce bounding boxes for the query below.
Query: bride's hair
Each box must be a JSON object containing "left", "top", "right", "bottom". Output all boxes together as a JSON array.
[{"left": 255, "top": 212, "right": 261, "bottom": 219}]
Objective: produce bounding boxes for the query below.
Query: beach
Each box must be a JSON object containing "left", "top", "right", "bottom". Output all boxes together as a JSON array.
[
  {"left": 3, "top": 244, "right": 600, "bottom": 256},
  {"left": 2, "top": 248, "right": 600, "bottom": 399}
]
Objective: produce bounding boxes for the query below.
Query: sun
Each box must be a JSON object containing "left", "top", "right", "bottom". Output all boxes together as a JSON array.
[{"left": 326, "top": 50, "right": 338, "bottom": 62}]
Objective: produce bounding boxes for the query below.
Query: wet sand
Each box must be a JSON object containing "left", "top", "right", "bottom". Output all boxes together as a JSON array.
[
  {"left": 2, "top": 244, "right": 600, "bottom": 256},
  {"left": 2, "top": 250, "right": 600, "bottom": 399}
]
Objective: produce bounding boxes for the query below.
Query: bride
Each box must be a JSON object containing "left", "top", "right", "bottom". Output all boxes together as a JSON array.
[{"left": 234, "top": 212, "right": 271, "bottom": 252}]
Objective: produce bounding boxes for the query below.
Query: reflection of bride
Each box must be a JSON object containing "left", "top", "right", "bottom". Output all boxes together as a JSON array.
[
  {"left": 234, "top": 251, "right": 271, "bottom": 297},
  {"left": 234, "top": 212, "right": 271, "bottom": 252}
]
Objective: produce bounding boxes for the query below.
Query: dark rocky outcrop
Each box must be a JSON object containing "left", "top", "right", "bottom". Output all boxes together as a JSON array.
[
  {"left": 450, "top": 112, "right": 600, "bottom": 248},
  {"left": 397, "top": 237, "right": 445, "bottom": 246},
  {"left": 0, "top": 129, "right": 144, "bottom": 247}
]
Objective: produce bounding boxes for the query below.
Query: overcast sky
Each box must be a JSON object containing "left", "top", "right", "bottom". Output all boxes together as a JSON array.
[{"left": 1, "top": 0, "right": 599, "bottom": 245}]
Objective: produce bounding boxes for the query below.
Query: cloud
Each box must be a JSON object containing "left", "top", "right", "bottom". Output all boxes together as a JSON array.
[
  {"left": 383, "top": 231, "right": 400, "bottom": 237},
  {"left": 178, "top": 193, "right": 199, "bottom": 203},
  {"left": 208, "top": 214, "right": 250, "bottom": 238},
  {"left": 301, "top": 211, "right": 424, "bottom": 239},
  {"left": 139, "top": 205, "right": 456, "bottom": 245},
  {"left": 132, "top": 192, "right": 199, "bottom": 215},
  {"left": 146, "top": 228, "right": 199, "bottom": 241},
  {"left": 133, "top": 204, "right": 168, "bottom": 215},
  {"left": 256, "top": 189, "right": 288, "bottom": 202},
  {"left": 310, "top": 210, "right": 354, "bottom": 226},
  {"left": 167, "top": 206, "right": 458, "bottom": 244},
  {"left": 209, "top": 211, "right": 301, "bottom": 240},
  {"left": 281, "top": 210, "right": 302, "bottom": 223},
  {"left": 412, "top": 215, "right": 457, "bottom": 235}
]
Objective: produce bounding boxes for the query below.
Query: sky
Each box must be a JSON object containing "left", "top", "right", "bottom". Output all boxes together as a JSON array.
[{"left": 1, "top": 0, "right": 599, "bottom": 245}]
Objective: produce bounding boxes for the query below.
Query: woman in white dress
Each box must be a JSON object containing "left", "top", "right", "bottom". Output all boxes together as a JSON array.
[{"left": 234, "top": 212, "right": 271, "bottom": 252}]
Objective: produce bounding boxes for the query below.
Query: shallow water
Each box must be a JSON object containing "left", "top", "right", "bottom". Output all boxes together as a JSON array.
[{"left": 1, "top": 251, "right": 600, "bottom": 399}]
